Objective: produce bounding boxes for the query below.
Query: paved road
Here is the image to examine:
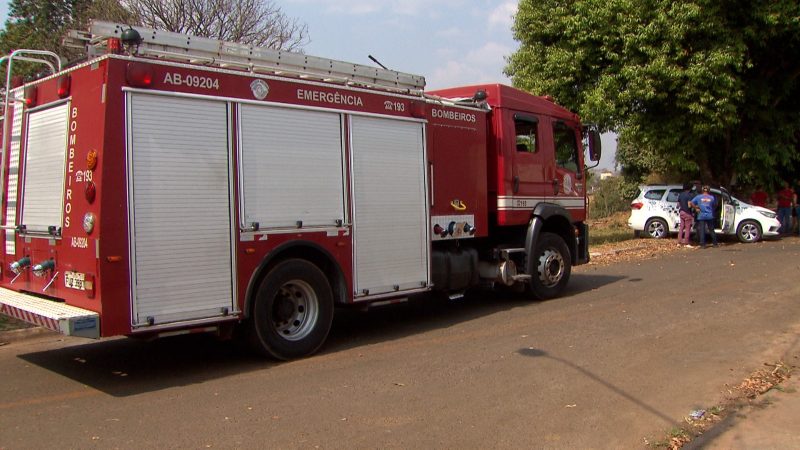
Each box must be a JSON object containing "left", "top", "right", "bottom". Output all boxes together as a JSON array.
[{"left": 2, "top": 239, "right": 800, "bottom": 449}]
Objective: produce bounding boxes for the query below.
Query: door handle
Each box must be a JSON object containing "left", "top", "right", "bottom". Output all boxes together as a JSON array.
[
  {"left": 513, "top": 176, "right": 520, "bottom": 193},
  {"left": 552, "top": 179, "right": 559, "bottom": 195}
]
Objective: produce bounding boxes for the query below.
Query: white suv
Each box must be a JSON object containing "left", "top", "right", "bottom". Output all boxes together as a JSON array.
[{"left": 627, "top": 184, "right": 781, "bottom": 243}]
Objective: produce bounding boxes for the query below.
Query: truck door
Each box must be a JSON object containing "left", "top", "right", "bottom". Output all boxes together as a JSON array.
[
  {"left": 509, "top": 112, "right": 550, "bottom": 205},
  {"left": 551, "top": 121, "right": 585, "bottom": 217}
]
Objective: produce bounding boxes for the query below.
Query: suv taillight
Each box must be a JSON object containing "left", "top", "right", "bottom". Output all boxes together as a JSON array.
[{"left": 631, "top": 202, "right": 643, "bottom": 210}]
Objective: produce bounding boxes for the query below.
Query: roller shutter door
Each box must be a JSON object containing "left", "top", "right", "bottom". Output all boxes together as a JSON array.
[
  {"left": 21, "top": 102, "right": 69, "bottom": 234},
  {"left": 239, "top": 105, "right": 345, "bottom": 230},
  {"left": 127, "top": 93, "right": 235, "bottom": 326},
  {"left": 350, "top": 116, "right": 429, "bottom": 297}
]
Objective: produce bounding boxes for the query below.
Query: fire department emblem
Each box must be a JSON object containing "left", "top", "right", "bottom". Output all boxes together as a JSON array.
[
  {"left": 250, "top": 79, "right": 270, "bottom": 100},
  {"left": 563, "top": 174, "right": 573, "bottom": 194}
]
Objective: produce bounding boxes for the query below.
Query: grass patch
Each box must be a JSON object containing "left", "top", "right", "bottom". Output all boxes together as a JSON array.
[{"left": 588, "top": 211, "right": 635, "bottom": 245}]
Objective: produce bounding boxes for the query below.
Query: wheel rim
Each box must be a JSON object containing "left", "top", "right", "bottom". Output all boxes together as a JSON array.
[
  {"left": 647, "top": 220, "right": 665, "bottom": 238},
  {"left": 537, "top": 247, "right": 565, "bottom": 287},
  {"left": 271, "top": 279, "right": 320, "bottom": 341},
  {"left": 740, "top": 222, "right": 760, "bottom": 242}
]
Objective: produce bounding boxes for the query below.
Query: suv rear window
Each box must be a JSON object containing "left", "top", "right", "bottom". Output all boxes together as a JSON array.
[
  {"left": 665, "top": 189, "right": 681, "bottom": 202},
  {"left": 644, "top": 189, "right": 666, "bottom": 200}
]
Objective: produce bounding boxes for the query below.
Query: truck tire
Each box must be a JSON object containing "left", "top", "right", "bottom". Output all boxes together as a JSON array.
[
  {"left": 528, "top": 232, "right": 571, "bottom": 300},
  {"left": 248, "top": 259, "right": 334, "bottom": 360}
]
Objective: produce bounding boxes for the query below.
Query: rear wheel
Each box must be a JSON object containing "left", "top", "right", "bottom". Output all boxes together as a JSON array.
[
  {"left": 736, "top": 220, "right": 762, "bottom": 243},
  {"left": 248, "top": 259, "right": 334, "bottom": 360},
  {"left": 528, "top": 232, "right": 572, "bottom": 300},
  {"left": 644, "top": 218, "right": 668, "bottom": 239}
]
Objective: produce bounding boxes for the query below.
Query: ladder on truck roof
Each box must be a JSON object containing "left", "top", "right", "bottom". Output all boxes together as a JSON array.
[{"left": 64, "top": 20, "right": 426, "bottom": 92}]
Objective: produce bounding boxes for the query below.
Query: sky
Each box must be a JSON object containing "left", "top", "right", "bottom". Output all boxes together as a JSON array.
[{"left": 0, "top": 0, "right": 616, "bottom": 169}]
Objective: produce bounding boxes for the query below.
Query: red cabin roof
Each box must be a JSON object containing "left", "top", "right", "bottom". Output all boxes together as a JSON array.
[{"left": 427, "top": 84, "right": 580, "bottom": 121}]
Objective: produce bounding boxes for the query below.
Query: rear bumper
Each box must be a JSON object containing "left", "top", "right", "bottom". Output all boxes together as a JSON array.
[{"left": 0, "top": 288, "right": 99, "bottom": 338}]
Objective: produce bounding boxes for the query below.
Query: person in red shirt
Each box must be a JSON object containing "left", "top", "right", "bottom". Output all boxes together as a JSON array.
[
  {"left": 776, "top": 181, "right": 795, "bottom": 234},
  {"left": 749, "top": 186, "right": 768, "bottom": 207}
]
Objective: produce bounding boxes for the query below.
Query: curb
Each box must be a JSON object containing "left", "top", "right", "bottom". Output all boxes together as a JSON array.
[{"left": 0, "top": 327, "right": 55, "bottom": 345}]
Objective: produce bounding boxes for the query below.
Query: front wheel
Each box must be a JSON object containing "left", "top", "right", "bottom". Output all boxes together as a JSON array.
[
  {"left": 528, "top": 232, "right": 572, "bottom": 300},
  {"left": 736, "top": 220, "right": 762, "bottom": 243},
  {"left": 248, "top": 259, "right": 334, "bottom": 360}
]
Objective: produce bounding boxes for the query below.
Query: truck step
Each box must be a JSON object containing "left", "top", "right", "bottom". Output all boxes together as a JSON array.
[{"left": 0, "top": 288, "right": 99, "bottom": 338}]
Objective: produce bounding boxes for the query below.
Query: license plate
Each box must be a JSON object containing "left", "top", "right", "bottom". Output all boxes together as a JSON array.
[{"left": 64, "top": 271, "right": 85, "bottom": 290}]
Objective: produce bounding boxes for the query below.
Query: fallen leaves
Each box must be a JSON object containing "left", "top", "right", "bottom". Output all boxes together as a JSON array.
[
  {"left": 733, "top": 362, "right": 792, "bottom": 398},
  {"left": 588, "top": 239, "right": 687, "bottom": 266},
  {"left": 652, "top": 360, "right": 795, "bottom": 449}
]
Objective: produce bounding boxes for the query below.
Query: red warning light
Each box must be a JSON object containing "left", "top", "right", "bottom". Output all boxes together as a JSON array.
[
  {"left": 85, "top": 181, "right": 96, "bottom": 204},
  {"left": 126, "top": 62, "right": 155, "bottom": 88},
  {"left": 24, "top": 85, "right": 37, "bottom": 107},
  {"left": 57, "top": 75, "right": 71, "bottom": 98},
  {"left": 107, "top": 38, "right": 122, "bottom": 54}
]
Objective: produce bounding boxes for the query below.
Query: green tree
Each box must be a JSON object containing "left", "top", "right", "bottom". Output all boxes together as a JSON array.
[
  {"left": 0, "top": 0, "right": 307, "bottom": 82},
  {"left": 0, "top": 0, "right": 132, "bottom": 80},
  {"left": 506, "top": 0, "right": 800, "bottom": 188}
]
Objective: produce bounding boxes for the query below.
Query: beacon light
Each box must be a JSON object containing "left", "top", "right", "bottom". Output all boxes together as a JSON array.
[
  {"left": 126, "top": 62, "right": 155, "bottom": 88},
  {"left": 57, "top": 75, "right": 71, "bottom": 98},
  {"left": 107, "top": 37, "right": 122, "bottom": 54},
  {"left": 24, "top": 85, "right": 37, "bottom": 107}
]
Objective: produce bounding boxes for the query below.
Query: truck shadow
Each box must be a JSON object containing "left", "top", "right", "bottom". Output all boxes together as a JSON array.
[{"left": 17, "top": 272, "right": 624, "bottom": 397}]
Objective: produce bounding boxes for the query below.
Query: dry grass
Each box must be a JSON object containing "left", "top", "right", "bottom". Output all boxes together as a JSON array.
[{"left": 588, "top": 211, "right": 635, "bottom": 245}]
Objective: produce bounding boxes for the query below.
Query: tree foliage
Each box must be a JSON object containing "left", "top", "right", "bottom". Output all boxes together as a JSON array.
[
  {"left": 588, "top": 175, "right": 637, "bottom": 219},
  {"left": 506, "top": 0, "right": 800, "bottom": 189},
  {"left": 0, "top": 0, "right": 308, "bottom": 81}
]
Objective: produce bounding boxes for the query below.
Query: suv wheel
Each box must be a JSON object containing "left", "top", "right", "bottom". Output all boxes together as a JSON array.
[
  {"left": 736, "top": 220, "right": 762, "bottom": 243},
  {"left": 644, "top": 218, "right": 668, "bottom": 239}
]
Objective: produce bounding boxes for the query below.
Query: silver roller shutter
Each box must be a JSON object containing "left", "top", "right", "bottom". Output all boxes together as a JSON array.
[
  {"left": 21, "top": 102, "right": 69, "bottom": 233},
  {"left": 239, "top": 104, "right": 345, "bottom": 230},
  {"left": 127, "top": 93, "right": 235, "bottom": 326},
  {"left": 6, "top": 91, "right": 24, "bottom": 253},
  {"left": 350, "top": 116, "right": 429, "bottom": 297}
]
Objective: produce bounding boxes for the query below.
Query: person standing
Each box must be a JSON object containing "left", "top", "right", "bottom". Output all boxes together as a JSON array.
[
  {"left": 749, "top": 185, "right": 768, "bottom": 207},
  {"left": 776, "top": 181, "right": 795, "bottom": 235},
  {"left": 691, "top": 185, "right": 718, "bottom": 248},
  {"left": 794, "top": 180, "right": 800, "bottom": 235},
  {"left": 677, "top": 183, "right": 695, "bottom": 246}
]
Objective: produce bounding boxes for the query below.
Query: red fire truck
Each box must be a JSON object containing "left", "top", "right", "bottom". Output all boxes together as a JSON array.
[{"left": 0, "top": 22, "right": 600, "bottom": 359}]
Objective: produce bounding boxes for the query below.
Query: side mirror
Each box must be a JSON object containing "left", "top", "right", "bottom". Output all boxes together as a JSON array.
[{"left": 587, "top": 129, "right": 602, "bottom": 162}]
